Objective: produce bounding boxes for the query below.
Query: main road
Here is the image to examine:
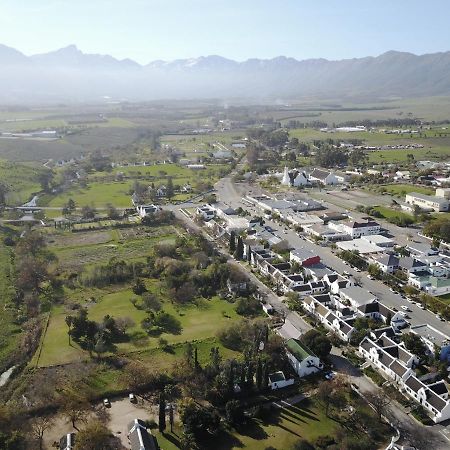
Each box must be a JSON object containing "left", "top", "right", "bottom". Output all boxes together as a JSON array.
[{"left": 214, "top": 176, "right": 450, "bottom": 335}]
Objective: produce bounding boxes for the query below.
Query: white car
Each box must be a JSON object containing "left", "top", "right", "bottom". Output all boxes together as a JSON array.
[
  {"left": 401, "top": 306, "right": 410, "bottom": 311},
  {"left": 418, "top": 304, "right": 425, "bottom": 309},
  {"left": 103, "top": 398, "right": 111, "bottom": 407},
  {"left": 129, "top": 393, "right": 136, "bottom": 403}
]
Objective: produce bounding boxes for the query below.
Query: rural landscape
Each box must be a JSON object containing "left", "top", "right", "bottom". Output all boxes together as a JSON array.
[{"left": 1, "top": 2, "right": 450, "bottom": 450}]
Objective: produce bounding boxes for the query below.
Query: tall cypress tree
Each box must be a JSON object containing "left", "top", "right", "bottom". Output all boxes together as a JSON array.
[
  {"left": 247, "top": 245, "right": 252, "bottom": 263},
  {"left": 158, "top": 392, "right": 166, "bottom": 432},
  {"left": 255, "top": 359, "right": 263, "bottom": 391},
  {"left": 235, "top": 236, "right": 244, "bottom": 260},
  {"left": 229, "top": 231, "right": 236, "bottom": 253}
]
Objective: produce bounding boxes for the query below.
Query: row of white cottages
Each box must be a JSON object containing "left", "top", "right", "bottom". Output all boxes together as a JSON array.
[{"left": 359, "top": 335, "right": 450, "bottom": 423}]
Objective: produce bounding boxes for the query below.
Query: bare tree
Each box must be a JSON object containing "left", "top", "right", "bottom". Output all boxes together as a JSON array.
[
  {"left": 30, "top": 416, "right": 53, "bottom": 450},
  {"left": 365, "top": 391, "right": 391, "bottom": 422}
]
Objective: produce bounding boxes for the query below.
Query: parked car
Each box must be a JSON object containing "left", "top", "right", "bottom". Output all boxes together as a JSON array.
[
  {"left": 325, "top": 371, "right": 336, "bottom": 380},
  {"left": 129, "top": 393, "right": 136, "bottom": 403},
  {"left": 401, "top": 306, "right": 411, "bottom": 311},
  {"left": 103, "top": 398, "right": 111, "bottom": 408}
]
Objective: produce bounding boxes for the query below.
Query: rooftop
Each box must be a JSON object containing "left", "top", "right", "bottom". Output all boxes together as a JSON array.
[
  {"left": 286, "top": 338, "right": 316, "bottom": 361},
  {"left": 410, "top": 324, "right": 450, "bottom": 347}
]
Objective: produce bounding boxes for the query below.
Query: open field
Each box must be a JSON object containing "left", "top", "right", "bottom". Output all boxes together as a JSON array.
[
  {"left": 0, "top": 230, "right": 21, "bottom": 370},
  {"left": 0, "top": 160, "right": 47, "bottom": 205},
  {"left": 368, "top": 184, "right": 435, "bottom": 197},
  {"left": 46, "top": 181, "right": 133, "bottom": 208},
  {"left": 372, "top": 205, "right": 415, "bottom": 221},
  {"left": 49, "top": 227, "right": 176, "bottom": 270},
  {"left": 36, "top": 288, "right": 239, "bottom": 367}
]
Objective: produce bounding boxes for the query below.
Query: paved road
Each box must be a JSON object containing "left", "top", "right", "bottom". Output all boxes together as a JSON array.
[{"left": 214, "top": 177, "right": 450, "bottom": 335}]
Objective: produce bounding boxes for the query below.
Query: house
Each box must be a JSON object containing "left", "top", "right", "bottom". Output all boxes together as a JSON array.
[
  {"left": 361, "top": 234, "right": 394, "bottom": 248},
  {"left": 213, "top": 149, "right": 233, "bottom": 159},
  {"left": 293, "top": 171, "right": 310, "bottom": 186},
  {"left": 395, "top": 170, "right": 411, "bottom": 180},
  {"left": 128, "top": 419, "right": 159, "bottom": 450},
  {"left": 339, "top": 286, "right": 377, "bottom": 308},
  {"left": 407, "top": 243, "right": 439, "bottom": 258},
  {"left": 370, "top": 254, "right": 399, "bottom": 274},
  {"left": 309, "top": 168, "right": 339, "bottom": 185},
  {"left": 329, "top": 220, "right": 381, "bottom": 238},
  {"left": 196, "top": 205, "right": 216, "bottom": 221},
  {"left": 303, "top": 223, "right": 349, "bottom": 242},
  {"left": 156, "top": 186, "right": 167, "bottom": 197},
  {"left": 180, "top": 184, "right": 192, "bottom": 193},
  {"left": 398, "top": 257, "right": 427, "bottom": 274},
  {"left": 136, "top": 204, "right": 161, "bottom": 218},
  {"left": 59, "top": 433, "right": 76, "bottom": 450},
  {"left": 410, "top": 324, "right": 450, "bottom": 362},
  {"left": 405, "top": 192, "right": 449, "bottom": 212},
  {"left": 290, "top": 248, "right": 321, "bottom": 267},
  {"left": 357, "top": 301, "right": 404, "bottom": 326},
  {"left": 268, "top": 371, "right": 295, "bottom": 390},
  {"left": 262, "top": 303, "right": 274, "bottom": 315},
  {"left": 285, "top": 338, "right": 323, "bottom": 377}
]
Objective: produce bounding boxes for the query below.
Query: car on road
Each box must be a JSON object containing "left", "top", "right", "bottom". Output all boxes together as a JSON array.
[
  {"left": 103, "top": 398, "right": 111, "bottom": 408},
  {"left": 418, "top": 304, "right": 426, "bottom": 309},
  {"left": 367, "top": 275, "right": 374, "bottom": 280},
  {"left": 354, "top": 267, "right": 361, "bottom": 272},
  {"left": 436, "top": 314, "right": 444, "bottom": 321},
  {"left": 401, "top": 306, "right": 411, "bottom": 312},
  {"left": 406, "top": 297, "right": 413, "bottom": 303}
]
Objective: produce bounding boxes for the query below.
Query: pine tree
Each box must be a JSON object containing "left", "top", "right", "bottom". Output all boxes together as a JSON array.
[
  {"left": 229, "top": 231, "right": 236, "bottom": 253},
  {"left": 235, "top": 236, "right": 244, "bottom": 260},
  {"left": 246, "top": 362, "right": 254, "bottom": 389},
  {"left": 166, "top": 176, "right": 174, "bottom": 200},
  {"left": 227, "top": 362, "right": 235, "bottom": 396},
  {"left": 247, "top": 245, "right": 252, "bottom": 263},
  {"left": 255, "top": 359, "right": 263, "bottom": 391},
  {"left": 158, "top": 392, "right": 166, "bottom": 432}
]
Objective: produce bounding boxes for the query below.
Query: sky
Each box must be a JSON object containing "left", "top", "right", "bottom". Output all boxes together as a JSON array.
[{"left": 1, "top": 0, "right": 449, "bottom": 64}]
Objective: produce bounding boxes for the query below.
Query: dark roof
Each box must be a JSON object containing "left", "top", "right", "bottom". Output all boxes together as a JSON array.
[
  {"left": 405, "top": 375, "right": 424, "bottom": 393},
  {"left": 429, "top": 381, "right": 448, "bottom": 396},
  {"left": 371, "top": 326, "right": 396, "bottom": 339},
  {"left": 310, "top": 168, "right": 331, "bottom": 180},
  {"left": 426, "top": 390, "right": 448, "bottom": 412},
  {"left": 128, "top": 420, "right": 159, "bottom": 450},
  {"left": 376, "top": 335, "right": 397, "bottom": 348},
  {"left": 293, "top": 284, "right": 311, "bottom": 292},
  {"left": 378, "top": 350, "right": 395, "bottom": 367},
  {"left": 339, "top": 321, "right": 354, "bottom": 335},
  {"left": 374, "top": 254, "right": 399, "bottom": 267},
  {"left": 313, "top": 293, "right": 332, "bottom": 304},
  {"left": 389, "top": 360, "right": 409, "bottom": 377},
  {"left": 398, "top": 257, "right": 427, "bottom": 270},
  {"left": 360, "top": 338, "right": 374, "bottom": 353}
]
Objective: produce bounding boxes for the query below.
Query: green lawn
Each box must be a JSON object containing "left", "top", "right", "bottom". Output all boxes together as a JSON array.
[
  {"left": 372, "top": 206, "right": 415, "bottom": 221},
  {"left": 46, "top": 181, "right": 133, "bottom": 208},
  {"left": 35, "top": 284, "right": 240, "bottom": 367},
  {"left": 155, "top": 397, "right": 340, "bottom": 450}
]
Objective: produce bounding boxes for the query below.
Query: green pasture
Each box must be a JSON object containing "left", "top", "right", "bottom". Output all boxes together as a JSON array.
[
  {"left": 372, "top": 206, "right": 415, "bottom": 221},
  {"left": 35, "top": 282, "right": 239, "bottom": 367}
]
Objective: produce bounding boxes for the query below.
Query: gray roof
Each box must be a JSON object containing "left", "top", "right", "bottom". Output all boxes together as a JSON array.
[
  {"left": 128, "top": 420, "right": 159, "bottom": 450},
  {"left": 340, "top": 286, "right": 375, "bottom": 305}
]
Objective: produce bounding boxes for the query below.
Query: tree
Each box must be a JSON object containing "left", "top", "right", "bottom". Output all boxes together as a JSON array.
[
  {"left": 293, "top": 439, "right": 315, "bottom": 450},
  {"left": 141, "top": 292, "right": 162, "bottom": 312},
  {"left": 229, "top": 231, "right": 236, "bottom": 253},
  {"left": 402, "top": 333, "right": 428, "bottom": 361},
  {"left": 159, "top": 392, "right": 166, "bottom": 432},
  {"left": 67, "top": 198, "right": 76, "bottom": 212},
  {"left": 365, "top": 391, "right": 391, "bottom": 422},
  {"left": 166, "top": 177, "right": 174, "bottom": 200},
  {"left": 65, "top": 315, "right": 73, "bottom": 346},
  {"left": 225, "top": 400, "right": 245, "bottom": 426},
  {"left": 73, "top": 421, "right": 120, "bottom": 450},
  {"left": 180, "top": 432, "right": 198, "bottom": 450},
  {"left": 61, "top": 392, "right": 90, "bottom": 430},
  {"left": 300, "top": 329, "right": 332, "bottom": 360},
  {"left": 81, "top": 205, "right": 96, "bottom": 219},
  {"left": 106, "top": 203, "right": 120, "bottom": 219},
  {"left": 255, "top": 358, "right": 263, "bottom": 391},
  {"left": 30, "top": 416, "right": 53, "bottom": 450},
  {"left": 132, "top": 278, "right": 147, "bottom": 295},
  {"left": 317, "top": 382, "right": 333, "bottom": 417},
  {"left": 235, "top": 236, "right": 244, "bottom": 260}
]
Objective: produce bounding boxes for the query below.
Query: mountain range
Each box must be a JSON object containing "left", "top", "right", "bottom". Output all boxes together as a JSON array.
[{"left": 1, "top": 44, "right": 450, "bottom": 103}]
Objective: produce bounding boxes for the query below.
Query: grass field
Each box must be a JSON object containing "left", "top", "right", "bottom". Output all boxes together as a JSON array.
[
  {"left": 0, "top": 231, "right": 21, "bottom": 369},
  {"left": 0, "top": 160, "right": 47, "bottom": 205},
  {"left": 372, "top": 206, "right": 415, "bottom": 221},
  {"left": 155, "top": 396, "right": 340, "bottom": 450},
  {"left": 370, "top": 184, "right": 434, "bottom": 197},
  {"left": 36, "top": 286, "right": 239, "bottom": 367},
  {"left": 46, "top": 181, "right": 133, "bottom": 208}
]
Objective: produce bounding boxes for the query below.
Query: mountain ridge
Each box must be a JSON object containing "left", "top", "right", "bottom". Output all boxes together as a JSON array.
[{"left": 1, "top": 45, "right": 450, "bottom": 102}]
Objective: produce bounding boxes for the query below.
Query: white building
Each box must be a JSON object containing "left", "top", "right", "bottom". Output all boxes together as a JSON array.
[
  {"left": 286, "top": 338, "right": 323, "bottom": 377},
  {"left": 309, "top": 168, "right": 339, "bottom": 185},
  {"left": 268, "top": 371, "right": 295, "bottom": 390},
  {"left": 405, "top": 192, "right": 449, "bottom": 212},
  {"left": 136, "top": 204, "right": 162, "bottom": 218},
  {"left": 329, "top": 220, "right": 381, "bottom": 238}
]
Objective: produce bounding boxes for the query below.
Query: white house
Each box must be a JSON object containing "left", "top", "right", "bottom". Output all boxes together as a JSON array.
[
  {"left": 309, "top": 168, "right": 339, "bottom": 185},
  {"left": 329, "top": 220, "right": 381, "bottom": 238},
  {"left": 136, "top": 204, "right": 161, "bottom": 218},
  {"left": 268, "top": 371, "right": 295, "bottom": 390},
  {"left": 286, "top": 338, "right": 323, "bottom": 377}
]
